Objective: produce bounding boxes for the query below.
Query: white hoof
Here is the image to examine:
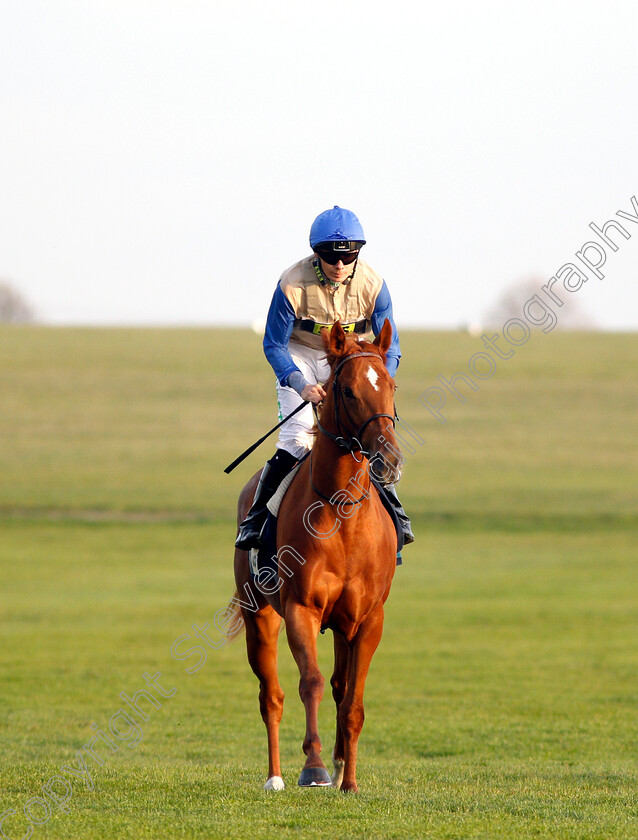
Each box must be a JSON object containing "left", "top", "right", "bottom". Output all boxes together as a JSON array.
[
  {"left": 331, "top": 751, "right": 345, "bottom": 789},
  {"left": 264, "top": 775, "right": 285, "bottom": 791}
]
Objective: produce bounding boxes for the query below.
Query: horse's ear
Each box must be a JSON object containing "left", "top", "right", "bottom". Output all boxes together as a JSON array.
[
  {"left": 325, "top": 321, "right": 347, "bottom": 357},
  {"left": 373, "top": 318, "right": 393, "bottom": 356}
]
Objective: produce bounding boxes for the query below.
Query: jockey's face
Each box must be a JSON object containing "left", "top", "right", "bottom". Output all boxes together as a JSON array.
[{"left": 317, "top": 255, "right": 357, "bottom": 285}]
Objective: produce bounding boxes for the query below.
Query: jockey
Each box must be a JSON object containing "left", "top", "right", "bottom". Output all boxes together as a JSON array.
[{"left": 235, "top": 206, "right": 414, "bottom": 551}]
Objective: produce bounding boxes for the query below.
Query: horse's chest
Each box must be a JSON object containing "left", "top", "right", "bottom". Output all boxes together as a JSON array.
[{"left": 323, "top": 574, "right": 390, "bottom": 639}]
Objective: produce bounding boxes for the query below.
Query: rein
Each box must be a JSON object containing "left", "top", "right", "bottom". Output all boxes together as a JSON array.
[
  {"left": 310, "top": 351, "right": 397, "bottom": 506},
  {"left": 308, "top": 453, "right": 369, "bottom": 506},
  {"left": 313, "top": 352, "right": 396, "bottom": 457}
]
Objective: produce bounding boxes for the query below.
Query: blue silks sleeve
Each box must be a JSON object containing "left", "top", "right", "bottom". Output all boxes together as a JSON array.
[
  {"left": 371, "top": 280, "right": 401, "bottom": 376},
  {"left": 263, "top": 282, "right": 301, "bottom": 387}
]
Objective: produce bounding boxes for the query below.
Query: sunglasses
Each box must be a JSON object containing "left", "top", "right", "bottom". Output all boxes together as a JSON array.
[
  {"left": 315, "top": 239, "right": 363, "bottom": 266},
  {"left": 316, "top": 249, "right": 360, "bottom": 266}
]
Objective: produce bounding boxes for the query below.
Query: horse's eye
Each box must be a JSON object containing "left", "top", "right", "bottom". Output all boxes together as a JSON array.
[{"left": 343, "top": 386, "right": 355, "bottom": 399}]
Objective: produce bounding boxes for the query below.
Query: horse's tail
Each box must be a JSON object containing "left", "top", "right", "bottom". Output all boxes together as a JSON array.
[{"left": 223, "top": 591, "right": 246, "bottom": 643}]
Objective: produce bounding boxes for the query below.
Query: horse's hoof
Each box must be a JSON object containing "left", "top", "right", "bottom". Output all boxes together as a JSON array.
[
  {"left": 298, "top": 766, "right": 332, "bottom": 787},
  {"left": 339, "top": 781, "right": 359, "bottom": 794},
  {"left": 264, "top": 775, "right": 285, "bottom": 791}
]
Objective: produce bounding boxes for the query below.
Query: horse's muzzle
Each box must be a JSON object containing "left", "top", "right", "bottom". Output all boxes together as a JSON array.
[{"left": 367, "top": 447, "right": 403, "bottom": 487}]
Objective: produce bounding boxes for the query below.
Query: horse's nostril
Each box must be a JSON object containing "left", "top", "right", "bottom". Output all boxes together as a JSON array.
[
  {"left": 368, "top": 458, "right": 392, "bottom": 485},
  {"left": 369, "top": 463, "right": 382, "bottom": 480}
]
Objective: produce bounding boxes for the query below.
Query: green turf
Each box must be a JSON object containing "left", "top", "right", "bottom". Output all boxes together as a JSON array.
[{"left": 1, "top": 327, "right": 637, "bottom": 839}]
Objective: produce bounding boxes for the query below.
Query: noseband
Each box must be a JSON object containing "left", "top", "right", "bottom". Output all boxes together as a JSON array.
[{"left": 314, "top": 352, "right": 397, "bottom": 458}]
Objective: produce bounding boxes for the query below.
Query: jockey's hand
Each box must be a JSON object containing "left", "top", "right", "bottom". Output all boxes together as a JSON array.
[{"left": 301, "top": 383, "right": 326, "bottom": 405}]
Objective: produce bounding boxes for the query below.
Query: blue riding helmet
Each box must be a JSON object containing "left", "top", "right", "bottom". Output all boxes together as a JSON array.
[{"left": 309, "top": 206, "right": 366, "bottom": 250}]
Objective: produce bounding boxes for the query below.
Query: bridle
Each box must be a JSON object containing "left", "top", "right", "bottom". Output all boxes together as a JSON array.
[{"left": 313, "top": 351, "right": 397, "bottom": 460}]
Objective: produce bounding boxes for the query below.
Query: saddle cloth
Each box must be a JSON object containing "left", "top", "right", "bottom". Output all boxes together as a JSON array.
[{"left": 266, "top": 462, "right": 302, "bottom": 517}]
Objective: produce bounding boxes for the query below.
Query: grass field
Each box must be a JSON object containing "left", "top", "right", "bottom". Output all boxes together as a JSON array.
[{"left": 1, "top": 326, "right": 637, "bottom": 839}]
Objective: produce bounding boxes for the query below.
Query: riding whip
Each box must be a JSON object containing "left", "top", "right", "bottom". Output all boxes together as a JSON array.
[{"left": 223, "top": 400, "right": 310, "bottom": 474}]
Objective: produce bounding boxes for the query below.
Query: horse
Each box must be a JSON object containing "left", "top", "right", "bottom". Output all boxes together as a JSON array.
[{"left": 231, "top": 319, "right": 403, "bottom": 793}]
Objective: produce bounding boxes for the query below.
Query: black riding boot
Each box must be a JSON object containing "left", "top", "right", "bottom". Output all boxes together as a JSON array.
[
  {"left": 384, "top": 484, "right": 415, "bottom": 545},
  {"left": 235, "top": 449, "right": 298, "bottom": 550}
]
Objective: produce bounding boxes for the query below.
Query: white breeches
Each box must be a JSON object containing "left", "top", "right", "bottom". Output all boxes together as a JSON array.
[{"left": 276, "top": 342, "right": 330, "bottom": 460}]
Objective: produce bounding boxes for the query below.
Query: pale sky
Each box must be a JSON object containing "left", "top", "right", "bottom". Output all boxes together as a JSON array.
[{"left": 1, "top": 0, "right": 637, "bottom": 329}]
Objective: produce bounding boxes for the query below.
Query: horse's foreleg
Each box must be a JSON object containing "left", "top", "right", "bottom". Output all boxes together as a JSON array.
[
  {"left": 339, "top": 605, "right": 385, "bottom": 793},
  {"left": 244, "top": 605, "right": 285, "bottom": 790},
  {"left": 330, "top": 631, "right": 349, "bottom": 788},
  {"left": 285, "top": 603, "right": 332, "bottom": 786}
]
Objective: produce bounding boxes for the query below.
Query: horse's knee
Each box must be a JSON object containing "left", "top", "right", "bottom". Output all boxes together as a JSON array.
[
  {"left": 259, "top": 684, "right": 284, "bottom": 721},
  {"left": 299, "top": 671, "right": 324, "bottom": 704}
]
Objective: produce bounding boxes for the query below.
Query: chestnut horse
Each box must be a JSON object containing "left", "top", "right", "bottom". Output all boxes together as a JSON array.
[{"left": 232, "top": 319, "right": 402, "bottom": 793}]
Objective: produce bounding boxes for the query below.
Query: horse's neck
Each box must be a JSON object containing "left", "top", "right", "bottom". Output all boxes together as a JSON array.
[{"left": 311, "top": 429, "right": 372, "bottom": 503}]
